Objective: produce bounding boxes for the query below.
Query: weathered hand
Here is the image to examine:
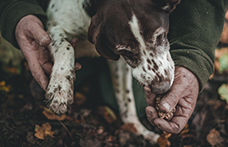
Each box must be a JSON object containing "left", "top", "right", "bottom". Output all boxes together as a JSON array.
[
  {"left": 15, "top": 15, "right": 81, "bottom": 90},
  {"left": 144, "top": 66, "right": 199, "bottom": 134},
  {"left": 15, "top": 15, "right": 52, "bottom": 90}
]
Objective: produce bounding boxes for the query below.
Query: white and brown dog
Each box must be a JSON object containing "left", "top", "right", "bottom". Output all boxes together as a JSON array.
[{"left": 45, "top": 0, "right": 180, "bottom": 144}]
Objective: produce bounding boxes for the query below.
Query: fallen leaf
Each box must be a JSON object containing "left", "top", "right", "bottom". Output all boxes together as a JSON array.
[
  {"left": 180, "top": 124, "right": 189, "bottom": 135},
  {"left": 41, "top": 106, "right": 66, "bottom": 121},
  {"left": 215, "top": 48, "right": 228, "bottom": 59},
  {"left": 34, "top": 124, "right": 45, "bottom": 140},
  {"left": 0, "top": 81, "right": 11, "bottom": 92},
  {"left": 218, "top": 83, "right": 228, "bottom": 103},
  {"left": 218, "top": 53, "right": 228, "bottom": 73},
  {"left": 157, "top": 132, "right": 171, "bottom": 147},
  {"left": 34, "top": 123, "right": 55, "bottom": 140},
  {"left": 102, "top": 106, "right": 116, "bottom": 123},
  {"left": 206, "top": 129, "right": 224, "bottom": 146},
  {"left": 121, "top": 123, "right": 137, "bottom": 133},
  {"left": 2, "top": 65, "right": 21, "bottom": 75},
  {"left": 74, "top": 92, "right": 87, "bottom": 106},
  {"left": 42, "top": 123, "right": 55, "bottom": 138}
]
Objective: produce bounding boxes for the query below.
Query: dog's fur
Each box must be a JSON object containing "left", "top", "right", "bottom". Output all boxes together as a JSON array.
[{"left": 45, "top": 0, "right": 180, "bottom": 144}]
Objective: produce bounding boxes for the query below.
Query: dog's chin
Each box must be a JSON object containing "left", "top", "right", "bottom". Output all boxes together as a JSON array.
[
  {"left": 149, "top": 84, "right": 171, "bottom": 95},
  {"left": 139, "top": 79, "right": 172, "bottom": 95}
]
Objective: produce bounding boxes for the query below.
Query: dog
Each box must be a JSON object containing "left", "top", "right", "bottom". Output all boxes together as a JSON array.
[{"left": 45, "top": 0, "right": 180, "bottom": 144}]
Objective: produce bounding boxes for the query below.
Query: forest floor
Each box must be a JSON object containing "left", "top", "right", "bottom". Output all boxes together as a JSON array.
[{"left": 0, "top": 45, "right": 228, "bottom": 147}]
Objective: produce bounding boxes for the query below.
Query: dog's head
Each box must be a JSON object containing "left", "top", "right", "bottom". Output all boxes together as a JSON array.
[{"left": 88, "top": 0, "right": 180, "bottom": 94}]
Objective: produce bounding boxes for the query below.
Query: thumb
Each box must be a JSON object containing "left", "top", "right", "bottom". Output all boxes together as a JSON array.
[
  {"left": 31, "top": 25, "right": 51, "bottom": 47},
  {"left": 25, "top": 16, "right": 51, "bottom": 47},
  {"left": 159, "top": 90, "right": 180, "bottom": 113}
]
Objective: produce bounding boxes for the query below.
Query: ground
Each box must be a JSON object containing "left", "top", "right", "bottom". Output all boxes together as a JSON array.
[{"left": 0, "top": 44, "right": 228, "bottom": 147}]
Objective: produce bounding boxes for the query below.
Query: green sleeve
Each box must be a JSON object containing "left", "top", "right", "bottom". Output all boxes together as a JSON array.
[
  {"left": 168, "top": 0, "right": 228, "bottom": 92},
  {"left": 0, "top": 0, "right": 47, "bottom": 49}
]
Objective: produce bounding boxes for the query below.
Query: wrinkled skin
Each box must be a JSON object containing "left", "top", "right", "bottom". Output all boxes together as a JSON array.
[
  {"left": 144, "top": 66, "right": 199, "bottom": 134},
  {"left": 15, "top": 15, "right": 81, "bottom": 90},
  {"left": 15, "top": 15, "right": 199, "bottom": 134}
]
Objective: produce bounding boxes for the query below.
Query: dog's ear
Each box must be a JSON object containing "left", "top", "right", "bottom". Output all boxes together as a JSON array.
[
  {"left": 160, "top": 0, "right": 181, "bottom": 13},
  {"left": 88, "top": 16, "right": 120, "bottom": 60}
]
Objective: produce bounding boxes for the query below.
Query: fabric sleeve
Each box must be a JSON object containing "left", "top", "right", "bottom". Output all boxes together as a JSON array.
[
  {"left": 0, "top": 0, "right": 47, "bottom": 49},
  {"left": 168, "top": 0, "right": 228, "bottom": 92}
]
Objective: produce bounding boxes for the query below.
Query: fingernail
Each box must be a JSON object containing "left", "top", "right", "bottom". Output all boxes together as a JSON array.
[
  {"left": 39, "top": 36, "right": 51, "bottom": 46},
  {"left": 162, "top": 103, "right": 170, "bottom": 111}
]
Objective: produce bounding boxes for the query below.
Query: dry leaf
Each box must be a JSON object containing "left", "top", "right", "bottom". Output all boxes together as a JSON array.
[
  {"left": 157, "top": 132, "right": 171, "bottom": 147},
  {"left": 2, "top": 65, "right": 21, "bottom": 75},
  {"left": 0, "top": 81, "right": 11, "bottom": 92},
  {"left": 180, "top": 124, "right": 189, "bottom": 135},
  {"left": 206, "top": 129, "right": 224, "bottom": 146},
  {"left": 34, "top": 123, "right": 55, "bottom": 140},
  {"left": 74, "top": 92, "right": 87, "bottom": 106},
  {"left": 218, "top": 83, "right": 228, "bottom": 103},
  {"left": 102, "top": 106, "right": 116, "bottom": 123},
  {"left": 215, "top": 48, "right": 228, "bottom": 59},
  {"left": 121, "top": 123, "right": 137, "bottom": 133},
  {"left": 41, "top": 106, "right": 66, "bottom": 121},
  {"left": 34, "top": 124, "right": 45, "bottom": 140},
  {"left": 218, "top": 53, "right": 228, "bottom": 73}
]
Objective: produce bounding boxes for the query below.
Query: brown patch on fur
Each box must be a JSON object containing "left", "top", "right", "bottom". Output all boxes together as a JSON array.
[{"left": 152, "top": 60, "right": 158, "bottom": 70}]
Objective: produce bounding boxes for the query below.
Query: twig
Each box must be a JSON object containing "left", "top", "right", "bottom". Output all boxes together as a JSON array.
[{"left": 58, "top": 120, "right": 73, "bottom": 140}]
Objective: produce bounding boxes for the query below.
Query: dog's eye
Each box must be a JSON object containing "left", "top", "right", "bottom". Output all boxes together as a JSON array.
[
  {"left": 156, "top": 34, "right": 163, "bottom": 42},
  {"left": 156, "top": 33, "right": 165, "bottom": 46}
]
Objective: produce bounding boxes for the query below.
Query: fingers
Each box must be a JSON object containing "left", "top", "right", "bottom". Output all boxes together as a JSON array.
[
  {"left": 15, "top": 15, "right": 52, "bottom": 90},
  {"left": 37, "top": 47, "right": 53, "bottom": 75},
  {"left": 75, "top": 62, "right": 82, "bottom": 71},
  {"left": 146, "top": 106, "right": 188, "bottom": 134},
  {"left": 70, "top": 38, "right": 79, "bottom": 49},
  {"left": 145, "top": 106, "right": 158, "bottom": 126},
  {"left": 144, "top": 86, "right": 156, "bottom": 106},
  {"left": 26, "top": 49, "right": 49, "bottom": 90},
  {"left": 153, "top": 116, "right": 188, "bottom": 134},
  {"left": 159, "top": 67, "right": 194, "bottom": 112},
  {"left": 28, "top": 17, "right": 51, "bottom": 47}
]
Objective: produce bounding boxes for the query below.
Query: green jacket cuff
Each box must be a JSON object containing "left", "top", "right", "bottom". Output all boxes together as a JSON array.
[
  {"left": 170, "top": 49, "right": 214, "bottom": 92},
  {"left": 0, "top": 1, "right": 47, "bottom": 49}
]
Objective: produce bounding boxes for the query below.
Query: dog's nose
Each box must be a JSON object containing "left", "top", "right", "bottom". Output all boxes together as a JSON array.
[{"left": 150, "top": 80, "right": 171, "bottom": 94}]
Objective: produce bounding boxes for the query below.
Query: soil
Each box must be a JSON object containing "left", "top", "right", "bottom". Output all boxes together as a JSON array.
[{"left": 0, "top": 60, "right": 228, "bottom": 147}]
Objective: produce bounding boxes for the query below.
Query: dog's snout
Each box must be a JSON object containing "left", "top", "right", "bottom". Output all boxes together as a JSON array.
[{"left": 150, "top": 80, "right": 171, "bottom": 94}]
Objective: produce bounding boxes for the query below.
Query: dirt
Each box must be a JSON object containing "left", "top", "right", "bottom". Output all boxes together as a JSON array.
[{"left": 0, "top": 60, "right": 228, "bottom": 147}]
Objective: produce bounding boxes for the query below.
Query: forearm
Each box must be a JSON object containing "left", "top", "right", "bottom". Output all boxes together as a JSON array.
[
  {"left": 0, "top": 0, "right": 47, "bottom": 49},
  {"left": 168, "top": 0, "right": 227, "bottom": 91}
]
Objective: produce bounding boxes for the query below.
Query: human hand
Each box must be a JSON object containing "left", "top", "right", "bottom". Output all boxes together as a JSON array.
[
  {"left": 15, "top": 15, "right": 81, "bottom": 90},
  {"left": 144, "top": 66, "right": 199, "bottom": 134},
  {"left": 15, "top": 15, "right": 52, "bottom": 90}
]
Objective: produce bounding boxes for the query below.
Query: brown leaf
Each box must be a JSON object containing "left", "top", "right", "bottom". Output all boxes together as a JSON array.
[
  {"left": 158, "top": 132, "right": 171, "bottom": 147},
  {"left": 34, "top": 125, "right": 45, "bottom": 140},
  {"left": 206, "top": 129, "right": 224, "bottom": 146},
  {"left": 102, "top": 106, "right": 116, "bottom": 123},
  {"left": 34, "top": 123, "right": 55, "bottom": 140},
  {"left": 41, "top": 106, "right": 66, "bottom": 121},
  {"left": 42, "top": 123, "right": 55, "bottom": 138},
  {"left": 0, "top": 81, "right": 11, "bottom": 92},
  {"left": 121, "top": 123, "right": 137, "bottom": 133},
  {"left": 215, "top": 48, "right": 228, "bottom": 59},
  {"left": 180, "top": 124, "right": 189, "bottom": 135},
  {"left": 74, "top": 92, "right": 87, "bottom": 106}
]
